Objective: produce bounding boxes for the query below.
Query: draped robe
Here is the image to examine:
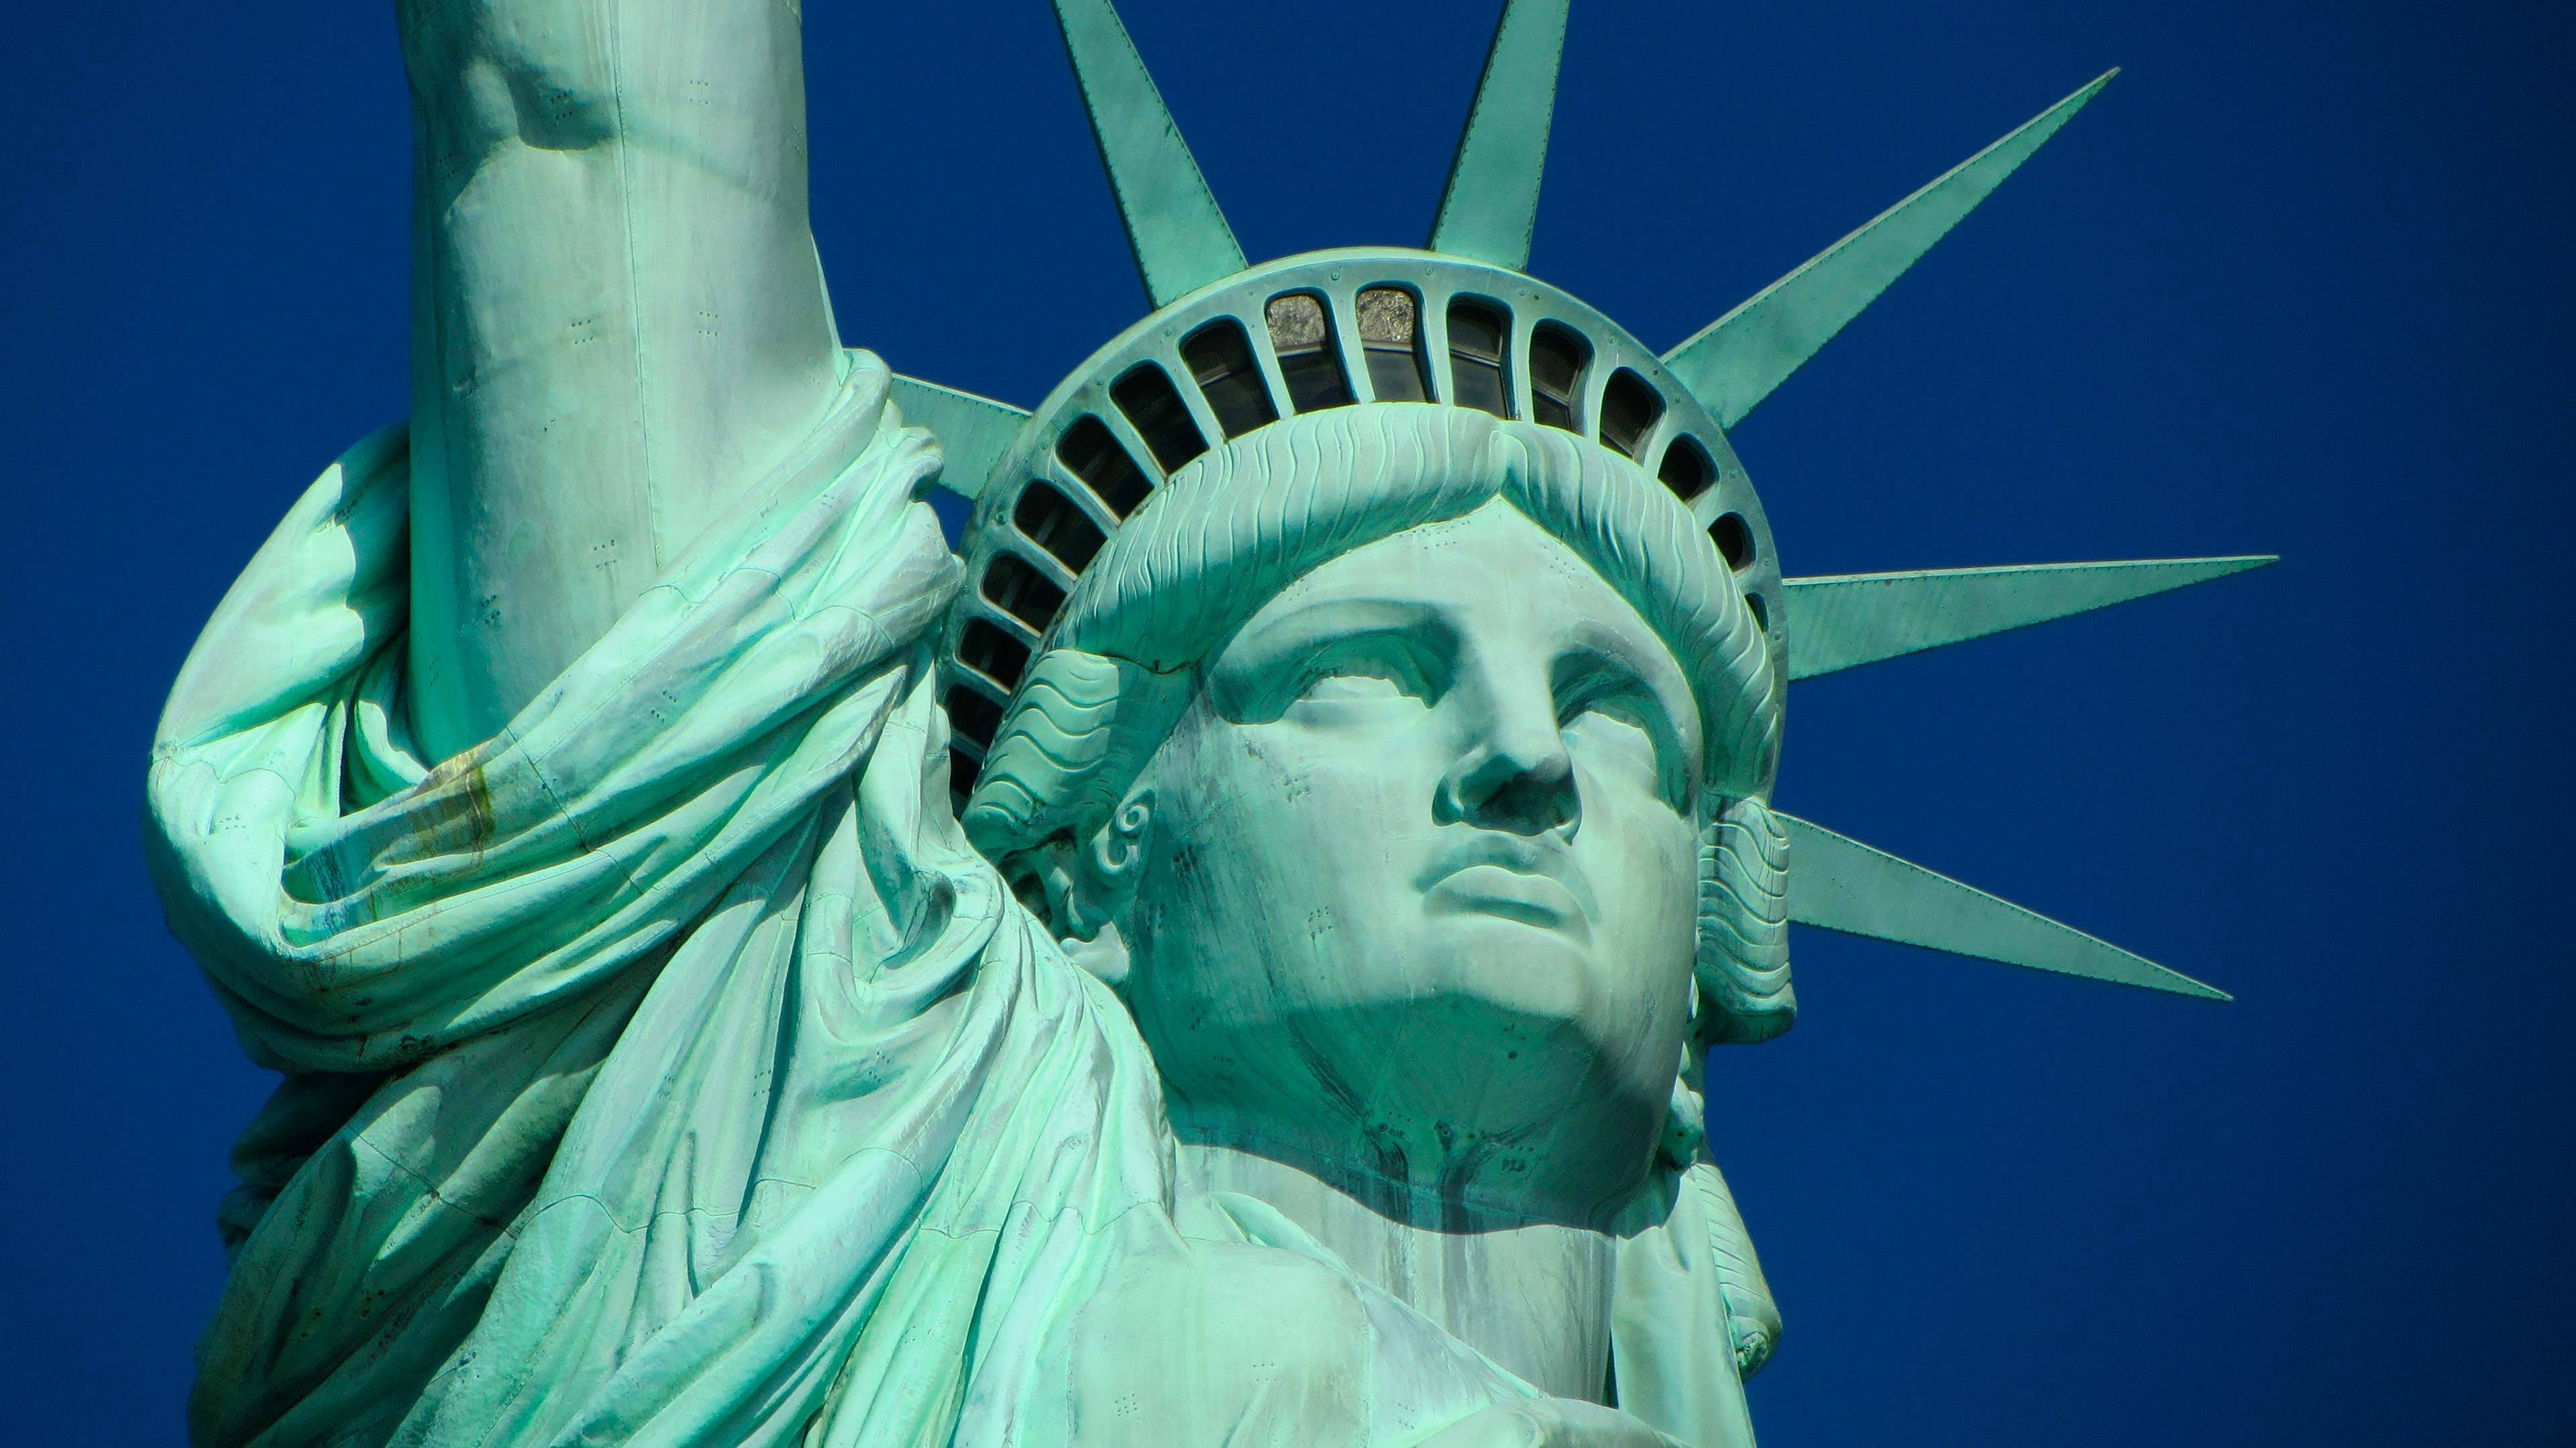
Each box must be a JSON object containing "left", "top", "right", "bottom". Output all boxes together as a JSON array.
[{"left": 147, "top": 355, "right": 1759, "bottom": 1447}]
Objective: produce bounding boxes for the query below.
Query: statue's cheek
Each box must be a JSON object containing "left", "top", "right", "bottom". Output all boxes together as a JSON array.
[{"left": 1189, "top": 719, "right": 1432, "bottom": 847}]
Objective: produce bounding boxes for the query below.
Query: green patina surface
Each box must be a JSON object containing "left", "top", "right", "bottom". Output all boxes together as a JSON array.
[{"left": 146, "top": 1, "right": 2264, "bottom": 1444}]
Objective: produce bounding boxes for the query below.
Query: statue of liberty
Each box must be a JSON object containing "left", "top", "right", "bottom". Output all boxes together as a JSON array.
[{"left": 144, "top": 1, "right": 2264, "bottom": 1443}]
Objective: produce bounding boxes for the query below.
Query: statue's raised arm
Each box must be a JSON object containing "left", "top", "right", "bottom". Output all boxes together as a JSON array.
[
  {"left": 398, "top": 0, "right": 847, "bottom": 757},
  {"left": 152, "top": 4, "right": 1028, "bottom": 1440}
]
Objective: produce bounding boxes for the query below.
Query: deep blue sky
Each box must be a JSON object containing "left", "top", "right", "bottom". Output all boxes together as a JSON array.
[{"left": 2, "top": 1, "right": 2567, "bottom": 1443}]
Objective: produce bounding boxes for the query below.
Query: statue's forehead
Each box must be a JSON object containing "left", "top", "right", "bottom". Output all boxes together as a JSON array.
[
  {"left": 1254, "top": 499, "right": 1640, "bottom": 618},
  {"left": 1222, "top": 500, "right": 1702, "bottom": 739}
]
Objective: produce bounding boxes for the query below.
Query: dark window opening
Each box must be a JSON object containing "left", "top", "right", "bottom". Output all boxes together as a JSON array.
[
  {"left": 958, "top": 617, "right": 1032, "bottom": 690},
  {"left": 944, "top": 684, "right": 1005, "bottom": 746},
  {"left": 1658, "top": 436, "right": 1713, "bottom": 503},
  {"left": 1012, "top": 479, "right": 1106, "bottom": 573},
  {"left": 949, "top": 746, "right": 983, "bottom": 798},
  {"left": 1446, "top": 298, "right": 1511, "bottom": 417},
  {"left": 1709, "top": 513, "right": 1756, "bottom": 571},
  {"left": 1356, "top": 287, "right": 1430, "bottom": 403},
  {"left": 1182, "top": 318, "right": 1279, "bottom": 439},
  {"left": 1111, "top": 362, "right": 1208, "bottom": 474},
  {"left": 1529, "top": 323, "right": 1590, "bottom": 432},
  {"left": 980, "top": 552, "right": 1067, "bottom": 631},
  {"left": 1266, "top": 293, "right": 1354, "bottom": 413},
  {"left": 1743, "top": 592, "right": 1770, "bottom": 631},
  {"left": 1598, "top": 368, "right": 1662, "bottom": 458},
  {"left": 1055, "top": 415, "right": 1151, "bottom": 519}
]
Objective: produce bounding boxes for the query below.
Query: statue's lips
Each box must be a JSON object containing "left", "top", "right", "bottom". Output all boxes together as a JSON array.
[{"left": 1423, "top": 864, "right": 1592, "bottom": 940}]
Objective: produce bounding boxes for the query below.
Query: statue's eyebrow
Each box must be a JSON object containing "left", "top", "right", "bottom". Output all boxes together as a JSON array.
[{"left": 1220, "top": 597, "right": 1450, "bottom": 668}]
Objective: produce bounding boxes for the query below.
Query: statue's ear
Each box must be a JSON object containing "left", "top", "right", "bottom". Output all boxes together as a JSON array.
[{"left": 1059, "top": 789, "right": 1153, "bottom": 986}]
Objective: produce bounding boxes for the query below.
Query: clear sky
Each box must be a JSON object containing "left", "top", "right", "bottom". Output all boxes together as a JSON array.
[{"left": 1, "top": 1, "right": 2567, "bottom": 1443}]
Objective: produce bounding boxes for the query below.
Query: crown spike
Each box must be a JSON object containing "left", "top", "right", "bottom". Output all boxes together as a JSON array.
[
  {"left": 1665, "top": 70, "right": 2117, "bottom": 429},
  {"left": 1784, "top": 555, "right": 2274, "bottom": 681},
  {"left": 1050, "top": 0, "right": 1246, "bottom": 307},
  {"left": 1428, "top": 0, "right": 1571, "bottom": 270},
  {"left": 1782, "top": 814, "right": 2229, "bottom": 1000},
  {"left": 891, "top": 374, "right": 1030, "bottom": 503}
]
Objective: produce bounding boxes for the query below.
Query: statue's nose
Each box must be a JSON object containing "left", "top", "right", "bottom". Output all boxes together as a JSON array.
[{"left": 1436, "top": 705, "right": 1580, "bottom": 839}]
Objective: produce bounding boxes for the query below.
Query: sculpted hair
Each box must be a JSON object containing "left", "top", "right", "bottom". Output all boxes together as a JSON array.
[{"left": 961, "top": 403, "right": 1793, "bottom": 1045}]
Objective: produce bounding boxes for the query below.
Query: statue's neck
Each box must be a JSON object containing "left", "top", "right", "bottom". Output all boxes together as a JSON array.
[{"left": 1173, "top": 1138, "right": 1617, "bottom": 1402}]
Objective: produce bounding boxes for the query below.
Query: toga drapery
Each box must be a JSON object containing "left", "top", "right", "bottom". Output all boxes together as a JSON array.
[{"left": 147, "top": 356, "right": 1756, "bottom": 1447}]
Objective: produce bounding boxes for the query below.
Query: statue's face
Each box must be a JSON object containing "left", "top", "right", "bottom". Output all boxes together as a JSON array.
[{"left": 1120, "top": 499, "right": 1704, "bottom": 1222}]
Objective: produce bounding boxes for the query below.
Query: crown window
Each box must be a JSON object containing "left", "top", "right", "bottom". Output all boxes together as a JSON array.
[
  {"left": 958, "top": 618, "right": 1033, "bottom": 690},
  {"left": 980, "top": 552, "right": 1068, "bottom": 632},
  {"left": 1112, "top": 362, "right": 1209, "bottom": 474},
  {"left": 949, "top": 747, "right": 982, "bottom": 798},
  {"left": 1599, "top": 368, "right": 1662, "bottom": 459},
  {"left": 1658, "top": 435, "right": 1714, "bottom": 503},
  {"left": 1356, "top": 287, "right": 1431, "bottom": 403},
  {"left": 1013, "top": 479, "right": 1108, "bottom": 573},
  {"left": 1056, "top": 415, "right": 1152, "bottom": 518},
  {"left": 944, "top": 684, "right": 1006, "bottom": 747},
  {"left": 1446, "top": 299, "right": 1512, "bottom": 418},
  {"left": 1181, "top": 317, "right": 1279, "bottom": 440},
  {"left": 1529, "top": 323, "right": 1590, "bottom": 432},
  {"left": 1711, "top": 513, "right": 1756, "bottom": 571},
  {"left": 1265, "top": 293, "right": 1354, "bottom": 413}
]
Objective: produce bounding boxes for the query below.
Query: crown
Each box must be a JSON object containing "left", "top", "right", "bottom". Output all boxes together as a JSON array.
[
  {"left": 889, "top": 0, "right": 2269, "bottom": 1003},
  {"left": 937, "top": 247, "right": 1783, "bottom": 792}
]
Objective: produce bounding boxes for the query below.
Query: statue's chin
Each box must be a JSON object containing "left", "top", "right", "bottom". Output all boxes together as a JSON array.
[
  {"left": 1409, "top": 911, "right": 1609, "bottom": 1026},
  {"left": 1126, "top": 874, "right": 1684, "bottom": 1222}
]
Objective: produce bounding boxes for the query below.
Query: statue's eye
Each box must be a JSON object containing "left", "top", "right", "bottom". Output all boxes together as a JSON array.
[
  {"left": 1286, "top": 638, "right": 1437, "bottom": 713},
  {"left": 1299, "top": 669, "right": 1412, "bottom": 703},
  {"left": 1214, "top": 625, "right": 1450, "bottom": 725},
  {"left": 1563, "top": 695, "right": 1688, "bottom": 811}
]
